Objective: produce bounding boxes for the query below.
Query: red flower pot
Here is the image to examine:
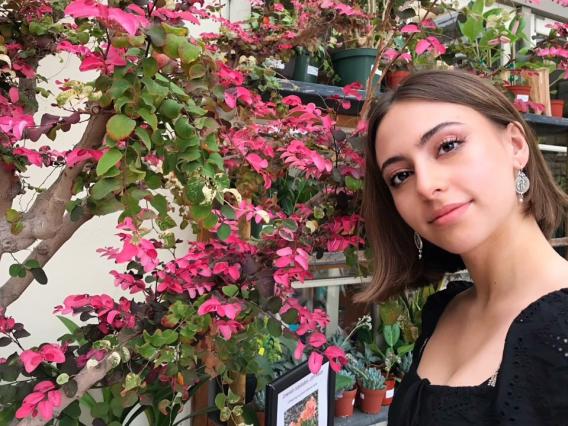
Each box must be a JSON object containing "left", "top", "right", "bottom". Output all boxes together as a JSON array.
[
  {"left": 551, "top": 99, "right": 565, "bottom": 118},
  {"left": 506, "top": 85, "right": 531, "bottom": 111},
  {"left": 388, "top": 70, "right": 411, "bottom": 89},
  {"left": 256, "top": 411, "right": 265, "bottom": 426},
  {"left": 335, "top": 388, "right": 357, "bottom": 417},
  {"left": 382, "top": 379, "right": 396, "bottom": 406},
  {"left": 358, "top": 386, "right": 385, "bottom": 414}
]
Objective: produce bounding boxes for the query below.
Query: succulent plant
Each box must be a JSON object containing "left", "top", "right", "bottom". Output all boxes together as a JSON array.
[
  {"left": 400, "top": 352, "right": 413, "bottom": 375},
  {"left": 335, "top": 370, "right": 356, "bottom": 397},
  {"left": 360, "top": 367, "right": 386, "bottom": 390},
  {"left": 253, "top": 389, "right": 266, "bottom": 411}
]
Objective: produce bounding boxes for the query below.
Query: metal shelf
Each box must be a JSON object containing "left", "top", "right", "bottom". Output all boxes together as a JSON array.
[{"left": 276, "top": 79, "right": 568, "bottom": 136}]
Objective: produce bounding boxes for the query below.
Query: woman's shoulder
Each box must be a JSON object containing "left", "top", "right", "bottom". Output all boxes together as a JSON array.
[{"left": 420, "top": 280, "right": 473, "bottom": 333}]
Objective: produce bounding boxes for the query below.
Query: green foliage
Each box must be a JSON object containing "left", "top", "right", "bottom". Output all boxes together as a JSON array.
[{"left": 360, "top": 368, "right": 385, "bottom": 391}]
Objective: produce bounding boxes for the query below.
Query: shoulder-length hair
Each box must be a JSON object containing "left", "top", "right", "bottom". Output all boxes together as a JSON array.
[{"left": 357, "top": 70, "right": 568, "bottom": 303}]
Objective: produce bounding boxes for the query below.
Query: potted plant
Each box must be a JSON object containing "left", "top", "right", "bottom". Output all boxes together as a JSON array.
[
  {"left": 253, "top": 389, "right": 266, "bottom": 426},
  {"left": 335, "top": 370, "right": 357, "bottom": 417},
  {"left": 356, "top": 367, "right": 386, "bottom": 414}
]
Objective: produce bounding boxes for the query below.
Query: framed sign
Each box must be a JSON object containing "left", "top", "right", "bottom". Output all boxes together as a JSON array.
[{"left": 265, "top": 361, "right": 335, "bottom": 426}]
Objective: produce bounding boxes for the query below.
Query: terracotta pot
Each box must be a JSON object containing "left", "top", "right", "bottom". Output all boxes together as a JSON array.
[
  {"left": 551, "top": 99, "right": 565, "bottom": 118},
  {"left": 387, "top": 70, "right": 411, "bottom": 89},
  {"left": 382, "top": 379, "right": 396, "bottom": 406},
  {"left": 358, "top": 386, "right": 385, "bottom": 414},
  {"left": 335, "top": 388, "right": 357, "bottom": 418},
  {"left": 256, "top": 411, "right": 265, "bottom": 426}
]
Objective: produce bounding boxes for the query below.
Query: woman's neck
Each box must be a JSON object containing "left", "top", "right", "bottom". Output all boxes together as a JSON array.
[{"left": 461, "top": 213, "right": 568, "bottom": 309}]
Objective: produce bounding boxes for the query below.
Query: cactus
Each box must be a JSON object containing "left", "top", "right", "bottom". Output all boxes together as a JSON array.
[{"left": 360, "top": 367, "right": 386, "bottom": 390}]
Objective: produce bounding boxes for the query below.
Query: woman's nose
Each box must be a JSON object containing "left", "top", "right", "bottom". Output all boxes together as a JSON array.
[{"left": 414, "top": 162, "right": 448, "bottom": 199}]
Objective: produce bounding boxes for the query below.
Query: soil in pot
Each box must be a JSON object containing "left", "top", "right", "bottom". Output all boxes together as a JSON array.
[
  {"left": 358, "top": 386, "right": 385, "bottom": 414},
  {"left": 382, "top": 379, "right": 396, "bottom": 406},
  {"left": 335, "top": 388, "right": 357, "bottom": 418},
  {"left": 551, "top": 99, "right": 565, "bottom": 118}
]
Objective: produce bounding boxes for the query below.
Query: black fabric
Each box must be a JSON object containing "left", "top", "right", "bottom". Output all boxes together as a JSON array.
[{"left": 388, "top": 280, "right": 568, "bottom": 426}]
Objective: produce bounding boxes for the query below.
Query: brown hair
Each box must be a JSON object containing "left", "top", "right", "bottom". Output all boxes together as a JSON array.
[{"left": 357, "top": 70, "right": 568, "bottom": 303}]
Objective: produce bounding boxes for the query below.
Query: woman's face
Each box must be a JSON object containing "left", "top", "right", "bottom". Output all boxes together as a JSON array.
[{"left": 374, "top": 100, "right": 526, "bottom": 255}]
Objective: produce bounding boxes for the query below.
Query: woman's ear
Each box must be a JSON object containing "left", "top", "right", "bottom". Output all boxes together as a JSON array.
[{"left": 506, "top": 121, "right": 530, "bottom": 170}]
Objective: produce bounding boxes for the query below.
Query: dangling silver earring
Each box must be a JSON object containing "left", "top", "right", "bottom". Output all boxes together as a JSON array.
[
  {"left": 414, "top": 231, "right": 423, "bottom": 260},
  {"left": 515, "top": 169, "right": 530, "bottom": 203}
]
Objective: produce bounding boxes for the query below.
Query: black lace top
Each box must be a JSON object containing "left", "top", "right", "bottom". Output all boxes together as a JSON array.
[{"left": 388, "top": 280, "right": 568, "bottom": 426}]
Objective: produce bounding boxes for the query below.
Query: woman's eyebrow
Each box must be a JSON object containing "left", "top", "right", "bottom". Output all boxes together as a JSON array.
[{"left": 378, "top": 121, "right": 464, "bottom": 173}]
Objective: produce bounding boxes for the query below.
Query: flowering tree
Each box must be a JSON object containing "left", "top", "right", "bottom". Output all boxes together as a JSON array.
[{"left": 0, "top": 0, "right": 372, "bottom": 424}]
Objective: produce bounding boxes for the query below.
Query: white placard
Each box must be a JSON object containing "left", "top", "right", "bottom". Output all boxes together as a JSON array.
[
  {"left": 307, "top": 65, "right": 319, "bottom": 77},
  {"left": 276, "top": 363, "right": 329, "bottom": 426},
  {"left": 516, "top": 94, "right": 529, "bottom": 102}
]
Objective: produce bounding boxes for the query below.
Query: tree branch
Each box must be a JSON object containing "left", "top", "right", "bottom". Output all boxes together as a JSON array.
[
  {"left": 0, "top": 210, "right": 93, "bottom": 309},
  {"left": 0, "top": 112, "right": 109, "bottom": 258}
]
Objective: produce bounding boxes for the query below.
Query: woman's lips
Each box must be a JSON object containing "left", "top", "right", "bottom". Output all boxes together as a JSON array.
[{"left": 431, "top": 201, "right": 472, "bottom": 225}]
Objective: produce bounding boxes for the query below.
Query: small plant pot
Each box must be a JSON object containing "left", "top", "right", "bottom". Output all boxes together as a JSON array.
[
  {"left": 331, "top": 48, "right": 379, "bottom": 86},
  {"left": 382, "top": 379, "right": 396, "bottom": 406},
  {"left": 256, "top": 411, "right": 265, "bottom": 425},
  {"left": 506, "top": 85, "right": 531, "bottom": 111},
  {"left": 551, "top": 99, "right": 565, "bottom": 118},
  {"left": 387, "top": 70, "right": 411, "bottom": 89},
  {"left": 358, "top": 386, "right": 385, "bottom": 414},
  {"left": 292, "top": 53, "right": 319, "bottom": 83},
  {"left": 335, "top": 388, "right": 357, "bottom": 418}
]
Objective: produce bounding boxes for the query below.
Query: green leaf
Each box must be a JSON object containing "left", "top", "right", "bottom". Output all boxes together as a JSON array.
[
  {"left": 345, "top": 176, "right": 362, "bottom": 191},
  {"left": 281, "top": 308, "right": 299, "bottom": 324},
  {"left": 147, "top": 24, "right": 166, "bottom": 46},
  {"left": 159, "top": 99, "right": 183, "bottom": 120},
  {"left": 150, "top": 194, "right": 168, "bottom": 216},
  {"left": 264, "top": 297, "right": 282, "bottom": 314},
  {"left": 5, "top": 209, "right": 21, "bottom": 223},
  {"left": 383, "top": 324, "right": 401, "bottom": 348},
  {"left": 96, "top": 148, "right": 123, "bottom": 176},
  {"left": 221, "top": 205, "right": 236, "bottom": 220},
  {"left": 222, "top": 285, "right": 239, "bottom": 298},
  {"left": 142, "top": 57, "right": 158, "bottom": 78},
  {"left": 179, "top": 43, "right": 201, "bottom": 64},
  {"left": 91, "top": 178, "right": 121, "bottom": 200},
  {"left": 190, "top": 204, "right": 211, "bottom": 220},
  {"left": 163, "top": 33, "right": 186, "bottom": 59},
  {"left": 189, "top": 63, "right": 206, "bottom": 79},
  {"left": 138, "top": 108, "right": 158, "bottom": 131},
  {"left": 174, "top": 116, "right": 194, "bottom": 139},
  {"left": 124, "top": 373, "right": 142, "bottom": 392},
  {"left": 215, "top": 393, "right": 226, "bottom": 410},
  {"left": 91, "top": 402, "right": 109, "bottom": 418},
  {"left": 216, "top": 223, "right": 231, "bottom": 241},
  {"left": 9, "top": 263, "right": 26, "bottom": 278},
  {"left": 63, "top": 400, "right": 81, "bottom": 419},
  {"left": 267, "top": 317, "right": 282, "bottom": 337},
  {"left": 137, "top": 342, "right": 158, "bottom": 359},
  {"left": 202, "top": 213, "right": 218, "bottom": 230},
  {"left": 31, "top": 267, "right": 48, "bottom": 285},
  {"left": 107, "top": 115, "right": 136, "bottom": 141}
]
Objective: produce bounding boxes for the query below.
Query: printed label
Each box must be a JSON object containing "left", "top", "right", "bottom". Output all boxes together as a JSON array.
[
  {"left": 307, "top": 65, "right": 319, "bottom": 76},
  {"left": 516, "top": 94, "right": 529, "bottom": 102},
  {"left": 352, "top": 399, "right": 356, "bottom": 405},
  {"left": 386, "top": 389, "right": 395, "bottom": 398},
  {"left": 360, "top": 393, "right": 365, "bottom": 400}
]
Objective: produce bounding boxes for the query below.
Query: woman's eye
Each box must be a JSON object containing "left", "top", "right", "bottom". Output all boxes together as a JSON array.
[
  {"left": 438, "top": 138, "right": 463, "bottom": 155},
  {"left": 390, "top": 171, "right": 412, "bottom": 187}
]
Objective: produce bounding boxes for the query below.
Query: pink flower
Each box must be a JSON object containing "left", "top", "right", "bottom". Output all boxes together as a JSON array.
[
  {"left": 282, "top": 95, "right": 302, "bottom": 106},
  {"left": 294, "top": 340, "right": 305, "bottom": 360},
  {"left": 20, "top": 344, "right": 66, "bottom": 373},
  {"left": 342, "top": 82, "right": 363, "bottom": 101},
  {"left": 197, "top": 297, "right": 242, "bottom": 320},
  {"left": 401, "top": 24, "right": 420, "bottom": 33},
  {"left": 308, "top": 332, "right": 327, "bottom": 348},
  {"left": 16, "top": 381, "right": 62, "bottom": 422},
  {"left": 308, "top": 351, "right": 324, "bottom": 374},
  {"left": 215, "top": 319, "right": 243, "bottom": 340},
  {"left": 324, "top": 346, "right": 348, "bottom": 372}
]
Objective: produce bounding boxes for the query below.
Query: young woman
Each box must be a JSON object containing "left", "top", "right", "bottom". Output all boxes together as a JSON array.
[{"left": 359, "top": 70, "right": 568, "bottom": 425}]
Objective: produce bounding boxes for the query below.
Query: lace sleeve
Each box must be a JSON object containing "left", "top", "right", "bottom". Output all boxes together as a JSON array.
[{"left": 495, "top": 289, "right": 568, "bottom": 425}]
